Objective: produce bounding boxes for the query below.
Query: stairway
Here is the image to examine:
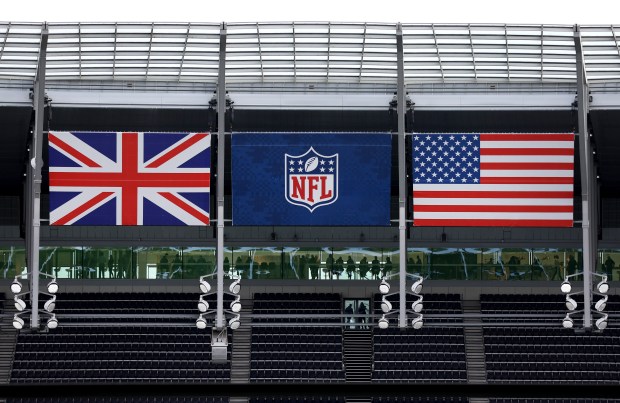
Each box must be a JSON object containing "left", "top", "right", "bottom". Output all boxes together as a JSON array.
[
  {"left": 0, "top": 297, "right": 18, "bottom": 384},
  {"left": 462, "top": 299, "right": 489, "bottom": 403},
  {"left": 343, "top": 329, "right": 373, "bottom": 403},
  {"left": 229, "top": 300, "right": 252, "bottom": 403}
]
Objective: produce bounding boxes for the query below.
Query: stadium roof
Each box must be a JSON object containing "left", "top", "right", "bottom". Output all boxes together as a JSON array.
[{"left": 1, "top": 22, "right": 620, "bottom": 84}]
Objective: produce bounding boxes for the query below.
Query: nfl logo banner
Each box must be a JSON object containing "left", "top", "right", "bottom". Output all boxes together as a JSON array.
[
  {"left": 232, "top": 132, "right": 391, "bottom": 226},
  {"left": 412, "top": 133, "right": 574, "bottom": 227},
  {"left": 49, "top": 131, "right": 211, "bottom": 226}
]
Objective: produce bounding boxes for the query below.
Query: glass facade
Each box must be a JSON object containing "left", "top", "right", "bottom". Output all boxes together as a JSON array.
[{"left": 0, "top": 245, "right": 612, "bottom": 282}]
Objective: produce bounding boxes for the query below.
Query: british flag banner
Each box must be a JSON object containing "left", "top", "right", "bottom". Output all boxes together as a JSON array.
[
  {"left": 412, "top": 133, "right": 574, "bottom": 227},
  {"left": 49, "top": 132, "right": 211, "bottom": 226}
]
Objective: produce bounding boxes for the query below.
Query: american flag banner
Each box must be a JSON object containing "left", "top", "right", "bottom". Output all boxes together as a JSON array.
[
  {"left": 49, "top": 132, "right": 211, "bottom": 226},
  {"left": 412, "top": 133, "right": 574, "bottom": 227}
]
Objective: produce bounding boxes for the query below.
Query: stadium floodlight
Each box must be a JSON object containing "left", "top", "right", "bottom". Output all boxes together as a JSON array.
[
  {"left": 596, "top": 275, "right": 609, "bottom": 294},
  {"left": 379, "top": 279, "right": 390, "bottom": 295},
  {"left": 44, "top": 295, "right": 56, "bottom": 313},
  {"left": 378, "top": 315, "right": 389, "bottom": 329},
  {"left": 46, "top": 314, "right": 58, "bottom": 330},
  {"left": 12, "top": 314, "right": 24, "bottom": 330},
  {"left": 198, "top": 295, "right": 209, "bottom": 313},
  {"left": 595, "top": 295, "right": 608, "bottom": 312},
  {"left": 199, "top": 278, "right": 211, "bottom": 294},
  {"left": 411, "top": 314, "right": 423, "bottom": 330},
  {"left": 47, "top": 279, "right": 58, "bottom": 294},
  {"left": 11, "top": 278, "right": 22, "bottom": 294},
  {"left": 565, "top": 295, "right": 578, "bottom": 311},
  {"left": 229, "top": 314, "right": 241, "bottom": 330},
  {"left": 411, "top": 296, "right": 423, "bottom": 313},
  {"left": 229, "top": 278, "right": 241, "bottom": 295},
  {"left": 14, "top": 296, "right": 27, "bottom": 312},
  {"left": 560, "top": 279, "right": 571, "bottom": 294},
  {"left": 595, "top": 313, "right": 608, "bottom": 330},
  {"left": 230, "top": 295, "right": 242, "bottom": 313},
  {"left": 196, "top": 314, "right": 208, "bottom": 329},
  {"left": 380, "top": 296, "right": 392, "bottom": 314},
  {"left": 562, "top": 313, "right": 574, "bottom": 329},
  {"left": 411, "top": 278, "right": 423, "bottom": 294}
]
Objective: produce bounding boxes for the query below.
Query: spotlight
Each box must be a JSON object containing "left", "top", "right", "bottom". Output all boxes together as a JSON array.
[
  {"left": 411, "top": 315, "right": 423, "bottom": 329},
  {"left": 14, "top": 296, "right": 27, "bottom": 312},
  {"left": 411, "top": 278, "right": 423, "bottom": 294},
  {"left": 229, "top": 315, "right": 241, "bottom": 330},
  {"left": 562, "top": 314, "right": 574, "bottom": 329},
  {"left": 378, "top": 315, "right": 389, "bottom": 329},
  {"left": 196, "top": 315, "right": 207, "bottom": 329},
  {"left": 197, "top": 296, "right": 209, "bottom": 313},
  {"left": 565, "top": 295, "right": 578, "bottom": 311},
  {"left": 595, "top": 295, "right": 608, "bottom": 312},
  {"left": 378, "top": 279, "right": 390, "bottom": 295},
  {"left": 380, "top": 296, "right": 392, "bottom": 314},
  {"left": 229, "top": 278, "right": 241, "bottom": 295},
  {"left": 44, "top": 296, "right": 56, "bottom": 313},
  {"left": 597, "top": 276, "right": 609, "bottom": 294},
  {"left": 595, "top": 314, "right": 608, "bottom": 330},
  {"left": 199, "top": 279, "right": 211, "bottom": 294},
  {"left": 230, "top": 295, "right": 242, "bottom": 313},
  {"left": 46, "top": 314, "right": 58, "bottom": 330},
  {"left": 11, "top": 279, "right": 22, "bottom": 294},
  {"left": 560, "top": 279, "right": 571, "bottom": 294},
  {"left": 13, "top": 314, "right": 24, "bottom": 330},
  {"left": 411, "top": 296, "right": 423, "bottom": 313},
  {"left": 47, "top": 279, "right": 58, "bottom": 294}
]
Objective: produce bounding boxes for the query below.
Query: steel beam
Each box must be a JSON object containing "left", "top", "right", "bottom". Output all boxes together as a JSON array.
[
  {"left": 574, "top": 25, "right": 593, "bottom": 329},
  {"left": 215, "top": 23, "right": 227, "bottom": 330},
  {"left": 27, "top": 24, "right": 48, "bottom": 330},
  {"left": 396, "top": 23, "right": 407, "bottom": 329}
]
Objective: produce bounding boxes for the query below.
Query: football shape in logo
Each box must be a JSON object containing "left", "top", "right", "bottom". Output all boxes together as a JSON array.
[{"left": 305, "top": 156, "right": 319, "bottom": 172}]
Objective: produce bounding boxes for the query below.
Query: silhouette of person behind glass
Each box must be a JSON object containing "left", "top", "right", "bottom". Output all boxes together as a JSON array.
[{"left": 357, "top": 302, "right": 368, "bottom": 329}]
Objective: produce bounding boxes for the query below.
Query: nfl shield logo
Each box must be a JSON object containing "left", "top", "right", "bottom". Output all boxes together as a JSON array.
[{"left": 285, "top": 147, "right": 338, "bottom": 212}]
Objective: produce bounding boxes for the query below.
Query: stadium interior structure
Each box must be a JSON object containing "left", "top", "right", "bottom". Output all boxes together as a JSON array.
[{"left": 0, "top": 21, "right": 620, "bottom": 402}]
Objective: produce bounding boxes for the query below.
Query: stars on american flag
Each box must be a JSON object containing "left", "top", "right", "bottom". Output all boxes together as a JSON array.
[{"left": 412, "top": 134, "right": 481, "bottom": 184}]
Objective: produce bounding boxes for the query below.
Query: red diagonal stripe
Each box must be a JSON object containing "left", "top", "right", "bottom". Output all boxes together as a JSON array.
[
  {"left": 48, "top": 133, "right": 101, "bottom": 168},
  {"left": 52, "top": 192, "right": 114, "bottom": 226},
  {"left": 159, "top": 192, "right": 210, "bottom": 225},
  {"left": 145, "top": 133, "right": 209, "bottom": 168}
]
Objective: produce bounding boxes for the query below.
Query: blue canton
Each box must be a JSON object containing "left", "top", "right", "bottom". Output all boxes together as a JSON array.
[{"left": 412, "top": 134, "right": 481, "bottom": 184}]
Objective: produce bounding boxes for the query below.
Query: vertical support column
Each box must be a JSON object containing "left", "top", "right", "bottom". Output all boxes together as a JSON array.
[
  {"left": 27, "top": 25, "right": 48, "bottom": 330},
  {"left": 396, "top": 23, "right": 407, "bottom": 328},
  {"left": 574, "top": 25, "right": 593, "bottom": 329},
  {"left": 215, "top": 23, "right": 227, "bottom": 330}
]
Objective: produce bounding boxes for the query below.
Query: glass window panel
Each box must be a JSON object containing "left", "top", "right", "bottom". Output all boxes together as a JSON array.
[
  {"left": 134, "top": 247, "right": 183, "bottom": 280},
  {"left": 407, "top": 248, "right": 429, "bottom": 278},
  {"left": 600, "top": 249, "right": 620, "bottom": 280},
  {"left": 428, "top": 248, "right": 479, "bottom": 280},
  {"left": 0, "top": 246, "right": 26, "bottom": 279},
  {"left": 228, "top": 247, "right": 283, "bottom": 280},
  {"left": 39, "top": 247, "right": 82, "bottom": 279},
  {"left": 183, "top": 247, "right": 216, "bottom": 279}
]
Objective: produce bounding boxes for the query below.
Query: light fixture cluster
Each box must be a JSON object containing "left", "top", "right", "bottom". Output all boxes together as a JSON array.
[
  {"left": 377, "top": 274, "right": 424, "bottom": 330},
  {"left": 11, "top": 273, "right": 59, "bottom": 330},
  {"left": 561, "top": 272, "right": 609, "bottom": 330},
  {"left": 196, "top": 274, "right": 242, "bottom": 330}
]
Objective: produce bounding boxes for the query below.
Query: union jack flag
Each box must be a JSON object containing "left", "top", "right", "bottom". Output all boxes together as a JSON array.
[{"left": 49, "top": 131, "right": 211, "bottom": 226}]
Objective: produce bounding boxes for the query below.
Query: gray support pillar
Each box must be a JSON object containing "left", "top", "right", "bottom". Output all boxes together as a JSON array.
[
  {"left": 27, "top": 25, "right": 48, "bottom": 330},
  {"left": 396, "top": 23, "right": 407, "bottom": 328},
  {"left": 574, "top": 25, "right": 593, "bottom": 329},
  {"left": 215, "top": 23, "right": 227, "bottom": 330}
]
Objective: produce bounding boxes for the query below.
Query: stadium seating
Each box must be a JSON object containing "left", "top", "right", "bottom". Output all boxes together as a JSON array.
[
  {"left": 481, "top": 294, "right": 620, "bottom": 384},
  {"left": 249, "top": 293, "right": 345, "bottom": 383},
  {"left": 372, "top": 294, "right": 467, "bottom": 383},
  {"left": 10, "top": 293, "right": 232, "bottom": 384}
]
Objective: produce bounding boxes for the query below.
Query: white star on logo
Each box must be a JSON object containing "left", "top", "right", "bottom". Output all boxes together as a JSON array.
[
  {"left": 320, "top": 167, "right": 325, "bottom": 172},
  {"left": 289, "top": 160, "right": 295, "bottom": 165},
  {"left": 329, "top": 167, "right": 334, "bottom": 172},
  {"left": 320, "top": 160, "right": 325, "bottom": 165}
]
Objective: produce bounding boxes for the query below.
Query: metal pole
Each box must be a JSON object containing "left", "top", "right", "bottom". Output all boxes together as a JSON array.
[
  {"left": 396, "top": 23, "right": 407, "bottom": 328},
  {"left": 28, "top": 24, "right": 48, "bottom": 330},
  {"left": 574, "top": 25, "right": 592, "bottom": 329},
  {"left": 215, "top": 23, "right": 227, "bottom": 330}
]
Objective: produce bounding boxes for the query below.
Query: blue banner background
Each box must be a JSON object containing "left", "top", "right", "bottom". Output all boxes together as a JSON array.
[{"left": 232, "top": 132, "right": 392, "bottom": 225}]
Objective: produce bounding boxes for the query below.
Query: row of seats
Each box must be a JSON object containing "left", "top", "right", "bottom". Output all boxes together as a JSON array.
[
  {"left": 7, "top": 399, "right": 228, "bottom": 403},
  {"left": 251, "top": 360, "right": 342, "bottom": 370},
  {"left": 13, "top": 360, "right": 229, "bottom": 370},
  {"left": 14, "top": 351, "right": 223, "bottom": 361}
]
